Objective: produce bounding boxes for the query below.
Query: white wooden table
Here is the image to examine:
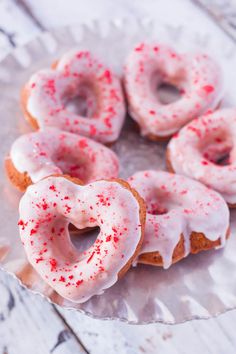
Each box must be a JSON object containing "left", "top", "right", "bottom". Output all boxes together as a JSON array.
[{"left": 1, "top": 1, "right": 236, "bottom": 353}]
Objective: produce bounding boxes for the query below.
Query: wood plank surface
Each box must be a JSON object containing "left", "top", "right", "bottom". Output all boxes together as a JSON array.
[{"left": 1, "top": 0, "right": 236, "bottom": 353}]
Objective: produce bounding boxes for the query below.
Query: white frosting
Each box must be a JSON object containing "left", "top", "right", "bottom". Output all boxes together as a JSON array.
[
  {"left": 124, "top": 43, "right": 223, "bottom": 137},
  {"left": 19, "top": 177, "right": 142, "bottom": 303},
  {"left": 10, "top": 128, "right": 119, "bottom": 184},
  {"left": 128, "top": 170, "right": 229, "bottom": 269},
  {"left": 168, "top": 108, "right": 236, "bottom": 204},
  {"left": 26, "top": 50, "right": 126, "bottom": 143}
]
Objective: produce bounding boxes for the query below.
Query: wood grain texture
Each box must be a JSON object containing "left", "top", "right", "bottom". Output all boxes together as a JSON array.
[
  {"left": 1, "top": 0, "right": 236, "bottom": 353},
  {"left": 58, "top": 306, "right": 236, "bottom": 354},
  {"left": 0, "top": 272, "right": 87, "bottom": 354},
  {"left": 1, "top": 268, "right": 236, "bottom": 354},
  {"left": 0, "top": 0, "right": 39, "bottom": 59}
]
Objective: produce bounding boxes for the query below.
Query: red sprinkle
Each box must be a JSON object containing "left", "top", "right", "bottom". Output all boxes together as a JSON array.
[
  {"left": 90, "top": 125, "right": 97, "bottom": 136},
  {"left": 30, "top": 229, "right": 37, "bottom": 236},
  {"left": 78, "top": 139, "right": 88, "bottom": 149},
  {"left": 50, "top": 258, "right": 57, "bottom": 271},
  {"left": 201, "top": 160, "right": 209, "bottom": 165},
  {"left": 76, "top": 280, "right": 83, "bottom": 287},
  {"left": 49, "top": 185, "right": 56, "bottom": 191},
  {"left": 45, "top": 79, "right": 56, "bottom": 96},
  {"left": 172, "top": 132, "right": 179, "bottom": 138},
  {"left": 100, "top": 70, "right": 112, "bottom": 84},
  {"left": 18, "top": 219, "right": 27, "bottom": 230},
  {"left": 187, "top": 126, "right": 201, "bottom": 138},
  {"left": 215, "top": 137, "right": 222, "bottom": 143},
  {"left": 135, "top": 43, "right": 144, "bottom": 51},
  {"left": 59, "top": 276, "right": 66, "bottom": 282},
  {"left": 87, "top": 252, "right": 95, "bottom": 263},
  {"left": 203, "top": 85, "right": 214, "bottom": 94},
  {"left": 42, "top": 200, "right": 49, "bottom": 210}
]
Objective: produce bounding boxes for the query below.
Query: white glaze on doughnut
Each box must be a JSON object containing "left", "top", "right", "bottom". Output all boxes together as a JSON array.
[
  {"left": 128, "top": 170, "right": 229, "bottom": 269},
  {"left": 10, "top": 128, "right": 119, "bottom": 183},
  {"left": 19, "top": 177, "right": 142, "bottom": 303},
  {"left": 25, "top": 50, "right": 126, "bottom": 143},
  {"left": 124, "top": 43, "right": 223, "bottom": 137},
  {"left": 168, "top": 108, "right": 236, "bottom": 204}
]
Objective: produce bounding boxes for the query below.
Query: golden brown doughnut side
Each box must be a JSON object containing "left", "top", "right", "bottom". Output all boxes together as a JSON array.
[
  {"left": 226, "top": 202, "right": 236, "bottom": 209},
  {"left": 145, "top": 132, "right": 172, "bottom": 142},
  {"left": 138, "top": 235, "right": 185, "bottom": 266},
  {"left": 130, "top": 119, "right": 172, "bottom": 142},
  {"left": 109, "top": 178, "right": 146, "bottom": 279},
  {"left": 21, "top": 85, "right": 40, "bottom": 130},
  {"left": 138, "top": 229, "right": 230, "bottom": 267},
  {"left": 190, "top": 228, "right": 230, "bottom": 254},
  {"left": 51, "top": 60, "right": 58, "bottom": 69},
  {"left": 44, "top": 173, "right": 84, "bottom": 186},
  {"left": 5, "top": 157, "right": 32, "bottom": 192},
  {"left": 165, "top": 148, "right": 175, "bottom": 173},
  {"left": 4, "top": 158, "right": 84, "bottom": 193}
]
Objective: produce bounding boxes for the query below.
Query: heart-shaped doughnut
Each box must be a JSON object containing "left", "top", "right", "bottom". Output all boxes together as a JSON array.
[
  {"left": 128, "top": 170, "right": 229, "bottom": 269},
  {"left": 21, "top": 50, "right": 126, "bottom": 144},
  {"left": 167, "top": 108, "right": 236, "bottom": 206},
  {"left": 124, "top": 43, "right": 223, "bottom": 139},
  {"left": 5, "top": 128, "right": 119, "bottom": 191},
  {"left": 18, "top": 176, "right": 145, "bottom": 303}
]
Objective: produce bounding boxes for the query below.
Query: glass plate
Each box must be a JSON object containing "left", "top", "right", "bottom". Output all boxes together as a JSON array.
[{"left": 1, "top": 19, "right": 236, "bottom": 325}]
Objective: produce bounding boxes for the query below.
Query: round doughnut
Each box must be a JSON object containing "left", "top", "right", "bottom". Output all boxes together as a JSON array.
[
  {"left": 18, "top": 176, "right": 146, "bottom": 303},
  {"left": 124, "top": 42, "right": 223, "bottom": 139},
  {"left": 5, "top": 128, "right": 119, "bottom": 192},
  {"left": 167, "top": 108, "right": 236, "bottom": 206},
  {"left": 128, "top": 170, "right": 229, "bottom": 269},
  {"left": 21, "top": 50, "right": 126, "bottom": 144}
]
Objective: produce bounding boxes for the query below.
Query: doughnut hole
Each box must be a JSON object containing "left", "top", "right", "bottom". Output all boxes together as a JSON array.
[
  {"left": 200, "top": 132, "right": 233, "bottom": 166},
  {"left": 62, "top": 81, "right": 98, "bottom": 118},
  {"left": 51, "top": 148, "right": 93, "bottom": 181},
  {"left": 157, "top": 83, "right": 182, "bottom": 105},
  {"left": 151, "top": 69, "right": 186, "bottom": 105},
  {"left": 145, "top": 187, "right": 183, "bottom": 215},
  {"left": 70, "top": 226, "right": 100, "bottom": 253}
]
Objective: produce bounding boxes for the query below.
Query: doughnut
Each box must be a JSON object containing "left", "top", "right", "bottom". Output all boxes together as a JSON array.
[
  {"left": 128, "top": 170, "right": 229, "bottom": 269},
  {"left": 18, "top": 176, "right": 146, "bottom": 303},
  {"left": 124, "top": 42, "right": 223, "bottom": 139},
  {"left": 21, "top": 50, "right": 126, "bottom": 144},
  {"left": 167, "top": 108, "right": 236, "bottom": 206},
  {"left": 5, "top": 128, "right": 119, "bottom": 192}
]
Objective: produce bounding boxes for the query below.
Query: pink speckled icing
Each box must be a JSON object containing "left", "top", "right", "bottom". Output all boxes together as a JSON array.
[
  {"left": 128, "top": 170, "right": 229, "bottom": 269},
  {"left": 25, "top": 50, "right": 126, "bottom": 143},
  {"left": 10, "top": 128, "right": 119, "bottom": 184},
  {"left": 124, "top": 43, "right": 223, "bottom": 138},
  {"left": 18, "top": 177, "right": 142, "bottom": 303},
  {"left": 168, "top": 108, "right": 236, "bottom": 204}
]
